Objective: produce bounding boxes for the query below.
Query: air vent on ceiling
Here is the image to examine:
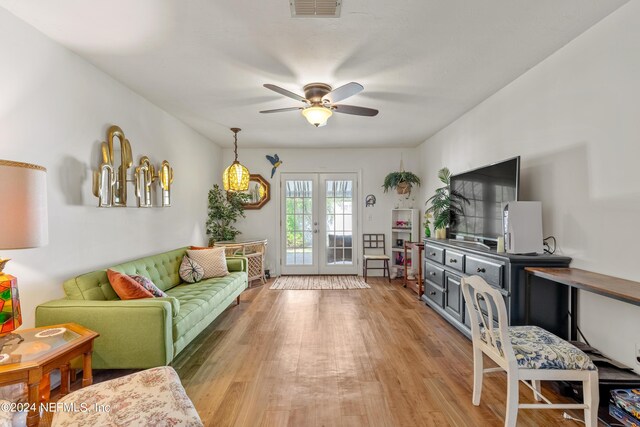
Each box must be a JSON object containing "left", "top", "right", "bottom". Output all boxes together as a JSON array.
[{"left": 290, "top": 0, "right": 342, "bottom": 18}]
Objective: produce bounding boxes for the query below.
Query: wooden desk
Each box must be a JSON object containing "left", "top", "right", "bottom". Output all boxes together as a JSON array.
[
  {"left": 403, "top": 242, "right": 424, "bottom": 298},
  {"left": 0, "top": 323, "right": 99, "bottom": 427},
  {"left": 524, "top": 267, "right": 640, "bottom": 341}
]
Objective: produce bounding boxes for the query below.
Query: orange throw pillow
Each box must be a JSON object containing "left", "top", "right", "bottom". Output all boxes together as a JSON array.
[{"left": 107, "top": 269, "right": 154, "bottom": 300}]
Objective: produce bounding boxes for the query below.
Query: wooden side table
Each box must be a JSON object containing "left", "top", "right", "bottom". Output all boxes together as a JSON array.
[
  {"left": 0, "top": 323, "right": 99, "bottom": 427},
  {"left": 403, "top": 241, "right": 424, "bottom": 299}
]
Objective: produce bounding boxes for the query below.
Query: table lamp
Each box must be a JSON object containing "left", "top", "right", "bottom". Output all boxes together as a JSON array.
[{"left": 0, "top": 160, "right": 48, "bottom": 350}]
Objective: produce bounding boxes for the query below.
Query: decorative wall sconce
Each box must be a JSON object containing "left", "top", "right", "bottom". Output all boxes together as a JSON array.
[
  {"left": 135, "top": 156, "right": 154, "bottom": 208},
  {"left": 93, "top": 125, "right": 174, "bottom": 208},
  {"left": 158, "top": 160, "right": 174, "bottom": 207}
]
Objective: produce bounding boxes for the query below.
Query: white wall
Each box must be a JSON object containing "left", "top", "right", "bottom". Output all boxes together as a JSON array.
[
  {"left": 417, "top": 1, "right": 640, "bottom": 372},
  {"left": 221, "top": 147, "right": 421, "bottom": 275},
  {"left": 0, "top": 9, "right": 221, "bottom": 328}
]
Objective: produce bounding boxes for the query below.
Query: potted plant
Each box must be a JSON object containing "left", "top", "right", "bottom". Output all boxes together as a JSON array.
[
  {"left": 425, "top": 167, "right": 469, "bottom": 239},
  {"left": 382, "top": 171, "right": 421, "bottom": 195},
  {"left": 205, "top": 184, "right": 250, "bottom": 245}
]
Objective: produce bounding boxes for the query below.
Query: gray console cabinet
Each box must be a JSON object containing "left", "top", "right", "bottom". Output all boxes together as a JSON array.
[{"left": 422, "top": 238, "right": 571, "bottom": 339}]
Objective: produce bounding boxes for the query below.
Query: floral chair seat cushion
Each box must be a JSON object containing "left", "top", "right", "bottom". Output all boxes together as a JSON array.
[
  {"left": 52, "top": 366, "right": 203, "bottom": 427},
  {"left": 480, "top": 325, "right": 596, "bottom": 371}
]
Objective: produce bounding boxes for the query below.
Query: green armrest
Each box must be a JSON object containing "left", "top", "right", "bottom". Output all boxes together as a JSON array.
[
  {"left": 226, "top": 256, "right": 248, "bottom": 273},
  {"left": 35, "top": 298, "right": 174, "bottom": 369}
]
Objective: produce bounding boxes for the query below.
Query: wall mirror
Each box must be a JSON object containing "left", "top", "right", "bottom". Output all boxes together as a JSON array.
[{"left": 242, "top": 174, "right": 270, "bottom": 210}]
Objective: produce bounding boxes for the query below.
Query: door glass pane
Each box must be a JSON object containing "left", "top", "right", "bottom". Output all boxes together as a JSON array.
[
  {"left": 325, "top": 180, "right": 354, "bottom": 265},
  {"left": 285, "top": 180, "right": 313, "bottom": 265}
]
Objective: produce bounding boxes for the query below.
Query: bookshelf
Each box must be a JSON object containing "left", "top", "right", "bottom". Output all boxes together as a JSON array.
[{"left": 390, "top": 209, "right": 420, "bottom": 278}]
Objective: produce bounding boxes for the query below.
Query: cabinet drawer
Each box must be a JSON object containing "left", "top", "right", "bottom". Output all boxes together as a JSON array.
[
  {"left": 465, "top": 256, "right": 504, "bottom": 288},
  {"left": 424, "top": 282, "right": 444, "bottom": 307},
  {"left": 424, "top": 244, "right": 444, "bottom": 264},
  {"left": 444, "top": 250, "right": 464, "bottom": 272},
  {"left": 424, "top": 262, "right": 444, "bottom": 286}
]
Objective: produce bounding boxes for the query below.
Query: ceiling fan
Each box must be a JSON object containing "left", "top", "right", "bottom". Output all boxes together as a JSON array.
[{"left": 260, "top": 82, "right": 379, "bottom": 127}]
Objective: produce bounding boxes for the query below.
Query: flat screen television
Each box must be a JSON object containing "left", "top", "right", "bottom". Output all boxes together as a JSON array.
[{"left": 449, "top": 156, "right": 520, "bottom": 243}]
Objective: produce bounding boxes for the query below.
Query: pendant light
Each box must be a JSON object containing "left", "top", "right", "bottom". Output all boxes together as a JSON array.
[{"left": 223, "top": 128, "right": 250, "bottom": 192}]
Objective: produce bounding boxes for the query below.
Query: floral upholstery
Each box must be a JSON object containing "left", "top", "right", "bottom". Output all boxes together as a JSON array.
[
  {"left": 480, "top": 325, "right": 596, "bottom": 371},
  {"left": 52, "top": 366, "right": 203, "bottom": 427}
]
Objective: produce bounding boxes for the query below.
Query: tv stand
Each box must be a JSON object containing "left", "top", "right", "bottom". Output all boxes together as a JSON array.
[{"left": 422, "top": 238, "right": 572, "bottom": 338}]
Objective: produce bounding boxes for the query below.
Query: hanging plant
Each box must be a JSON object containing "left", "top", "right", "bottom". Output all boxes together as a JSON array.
[{"left": 382, "top": 171, "right": 421, "bottom": 194}]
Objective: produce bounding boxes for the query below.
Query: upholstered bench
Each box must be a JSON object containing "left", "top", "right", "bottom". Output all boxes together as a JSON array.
[{"left": 51, "top": 367, "right": 202, "bottom": 426}]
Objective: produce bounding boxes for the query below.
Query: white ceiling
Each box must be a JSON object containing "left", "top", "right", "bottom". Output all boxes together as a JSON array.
[{"left": 0, "top": 0, "right": 628, "bottom": 148}]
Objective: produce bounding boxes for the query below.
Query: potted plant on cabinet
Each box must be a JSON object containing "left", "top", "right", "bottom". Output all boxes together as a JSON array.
[
  {"left": 382, "top": 171, "right": 421, "bottom": 195},
  {"left": 425, "top": 167, "right": 469, "bottom": 239}
]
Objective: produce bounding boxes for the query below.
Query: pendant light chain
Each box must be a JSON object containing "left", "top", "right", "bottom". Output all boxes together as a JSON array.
[{"left": 233, "top": 129, "right": 239, "bottom": 162}]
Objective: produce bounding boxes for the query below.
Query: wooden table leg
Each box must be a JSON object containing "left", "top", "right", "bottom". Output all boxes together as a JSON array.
[
  {"left": 60, "top": 363, "right": 71, "bottom": 396},
  {"left": 27, "top": 382, "right": 40, "bottom": 427},
  {"left": 70, "top": 368, "right": 77, "bottom": 383},
  {"left": 82, "top": 351, "right": 93, "bottom": 387}
]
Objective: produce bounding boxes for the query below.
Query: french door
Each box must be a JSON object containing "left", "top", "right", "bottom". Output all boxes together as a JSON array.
[{"left": 280, "top": 173, "right": 358, "bottom": 275}]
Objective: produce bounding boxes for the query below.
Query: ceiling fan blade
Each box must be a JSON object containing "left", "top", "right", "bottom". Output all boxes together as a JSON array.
[
  {"left": 322, "top": 82, "right": 364, "bottom": 103},
  {"left": 259, "top": 107, "right": 303, "bottom": 113},
  {"left": 332, "top": 104, "right": 379, "bottom": 117},
  {"left": 263, "top": 84, "right": 307, "bottom": 103}
]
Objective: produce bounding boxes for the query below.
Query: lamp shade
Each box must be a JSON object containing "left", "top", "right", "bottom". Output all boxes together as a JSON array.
[
  {"left": 302, "top": 106, "right": 333, "bottom": 127},
  {"left": 0, "top": 160, "right": 48, "bottom": 249},
  {"left": 223, "top": 161, "right": 250, "bottom": 192}
]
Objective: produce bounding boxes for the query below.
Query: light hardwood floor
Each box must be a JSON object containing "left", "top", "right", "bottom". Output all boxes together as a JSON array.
[{"left": 168, "top": 278, "right": 582, "bottom": 427}]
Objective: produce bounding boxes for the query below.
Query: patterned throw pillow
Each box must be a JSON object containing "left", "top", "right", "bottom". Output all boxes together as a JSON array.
[
  {"left": 106, "top": 269, "right": 154, "bottom": 300},
  {"left": 179, "top": 256, "right": 205, "bottom": 283},
  {"left": 186, "top": 247, "right": 229, "bottom": 279},
  {"left": 129, "top": 275, "right": 167, "bottom": 297}
]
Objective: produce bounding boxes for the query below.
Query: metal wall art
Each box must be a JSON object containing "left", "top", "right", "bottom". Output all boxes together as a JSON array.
[{"left": 93, "top": 125, "right": 174, "bottom": 208}]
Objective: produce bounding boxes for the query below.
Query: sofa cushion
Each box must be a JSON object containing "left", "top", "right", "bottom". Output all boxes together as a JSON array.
[
  {"left": 107, "top": 269, "right": 154, "bottom": 300},
  {"left": 111, "top": 248, "right": 186, "bottom": 292},
  {"left": 167, "top": 272, "right": 246, "bottom": 340},
  {"left": 186, "top": 248, "right": 229, "bottom": 279},
  {"left": 63, "top": 248, "right": 188, "bottom": 300},
  {"left": 130, "top": 275, "right": 168, "bottom": 298},
  {"left": 179, "top": 256, "right": 204, "bottom": 284}
]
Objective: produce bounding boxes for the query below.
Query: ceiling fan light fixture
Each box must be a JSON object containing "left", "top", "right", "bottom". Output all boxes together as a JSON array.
[
  {"left": 302, "top": 105, "right": 333, "bottom": 127},
  {"left": 223, "top": 128, "right": 250, "bottom": 192}
]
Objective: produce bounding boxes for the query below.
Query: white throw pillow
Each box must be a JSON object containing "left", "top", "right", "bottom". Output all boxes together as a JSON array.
[{"left": 186, "top": 247, "right": 229, "bottom": 279}]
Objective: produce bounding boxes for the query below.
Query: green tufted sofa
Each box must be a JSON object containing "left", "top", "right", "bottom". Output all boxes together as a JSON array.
[{"left": 35, "top": 247, "right": 248, "bottom": 369}]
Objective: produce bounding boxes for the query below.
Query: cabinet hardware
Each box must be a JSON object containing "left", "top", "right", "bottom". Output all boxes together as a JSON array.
[
  {"left": 449, "top": 258, "right": 457, "bottom": 263},
  {"left": 429, "top": 291, "right": 436, "bottom": 296},
  {"left": 477, "top": 267, "right": 486, "bottom": 273},
  {"left": 429, "top": 252, "right": 436, "bottom": 256},
  {"left": 429, "top": 272, "right": 436, "bottom": 276}
]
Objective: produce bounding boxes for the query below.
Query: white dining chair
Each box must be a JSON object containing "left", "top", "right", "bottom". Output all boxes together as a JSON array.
[{"left": 460, "top": 275, "right": 599, "bottom": 427}]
